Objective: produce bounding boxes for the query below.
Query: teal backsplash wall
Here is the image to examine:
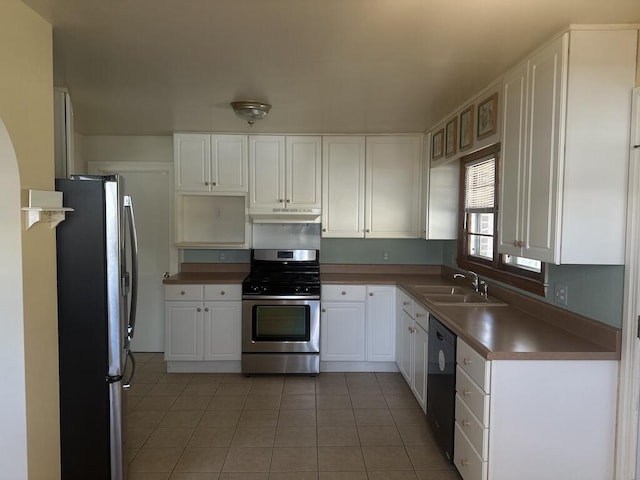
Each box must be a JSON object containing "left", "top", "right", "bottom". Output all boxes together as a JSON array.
[
  {"left": 444, "top": 240, "right": 624, "bottom": 328},
  {"left": 184, "top": 239, "right": 624, "bottom": 328},
  {"left": 320, "top": 239, "right": 447, "bottom": 264}
]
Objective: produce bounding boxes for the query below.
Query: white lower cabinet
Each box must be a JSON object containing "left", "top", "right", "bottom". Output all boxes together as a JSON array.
[
  {"left": 454, "top": 338, "right": 618, "bottom": 480},
  {"left": 321, "top": 284, "right": 395, "bottom": 366},
  {"left": 164, "top": 284, "right": 241, "bottom": 362},
  {"left": 395, "top": 289, "right": 428, "bottom": 412}
]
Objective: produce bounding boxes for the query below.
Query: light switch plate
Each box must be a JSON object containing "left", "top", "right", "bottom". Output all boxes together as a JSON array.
[{"left": 554, "top": 284, "right": 568, "bottom": 306}]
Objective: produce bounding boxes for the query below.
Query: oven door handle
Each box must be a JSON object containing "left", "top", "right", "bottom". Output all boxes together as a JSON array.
[{"left": 242, "top": 295, "right": 320, "bottom": 301}]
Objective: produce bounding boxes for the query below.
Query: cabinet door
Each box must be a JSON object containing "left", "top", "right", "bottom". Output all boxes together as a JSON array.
[
  {"left": 211, "top": 135, "right": 248, "bottom": 192},
  {"left": 322, "top": 136, "right": 366, "bottom": 238},
  {"left": 286, "top": 136, "right": 321, "bottom": 208},
  {"left": 523, "top": 34, "right": 568, "bottom": 264},
  {"left": 366, "top": 286, "right": 396, "bottom": 362},
  {"left": 249, "top": 135, "right": 285, "bottom": 209},
  {"left": 399, "top": 310, "right": 413, "bottom": 383},
  {"left": 164, "top": 301, "right": 203, "bottom": 360},
  {"left": 365, "top": 136, "right": 422, "bottom": 238},
  {"left": 320, "top": 302, "right": 366, "bottom": 362},
  {"left": 499, "top": 61, "right": 528, "bottom": 256},
  {"left": 203, "top": 301, "right": 242, "bottom": 361},
  {"left": 174, "top": 134, "right": 211, "bottom": 192},
  {"left": 412, "top": 323, "right": 428, "bottom": 412}
]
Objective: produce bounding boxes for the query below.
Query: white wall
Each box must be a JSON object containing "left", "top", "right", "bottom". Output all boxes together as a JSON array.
[{"left": 80, "top": 135, "right": 172, "bottom": 168}]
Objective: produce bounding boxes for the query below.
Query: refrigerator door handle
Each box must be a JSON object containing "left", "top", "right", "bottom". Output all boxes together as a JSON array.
[
  {"left": 124, "top": 195, "right": 139, "bottom": 340},
  {"left": 123, "top": 349, "right": 136, "bottom": 390}
]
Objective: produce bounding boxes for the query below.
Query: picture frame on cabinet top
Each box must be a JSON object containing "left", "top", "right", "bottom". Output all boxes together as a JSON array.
[
  {"left": 477, "top": 92, "right": 498, "bottom": 140},
  {"left": 445, "top": 117, "right": 458, "bottom": 157},
  {"left": 432, "top": 129, "right": 444, "bottom": 160},
  {"left": 459, "top": 105, "right": 474, "bottom": 152}
]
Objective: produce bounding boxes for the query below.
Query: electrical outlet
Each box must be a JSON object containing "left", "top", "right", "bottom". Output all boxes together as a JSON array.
[
  {"left": 383, "top": 252, "right": 389, "bottom": 261},
  {"left": 554, "top": 284, "right": 568, "bottom": 306},
  {"left": 219, "top": 252, "right": 226, "bottom": 262}
]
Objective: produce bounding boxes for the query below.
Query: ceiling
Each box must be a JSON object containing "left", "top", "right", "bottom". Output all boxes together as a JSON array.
[{"left": 22, "top": 0, "right": 640, "bottom": 136}]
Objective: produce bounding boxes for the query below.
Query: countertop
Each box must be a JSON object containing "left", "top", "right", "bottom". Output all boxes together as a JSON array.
[{"left": 164, "top": 265, "right": 620, "bottom": 361}]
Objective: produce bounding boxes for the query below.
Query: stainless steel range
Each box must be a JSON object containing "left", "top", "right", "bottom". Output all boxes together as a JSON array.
[{"left": 242, "top": 249, "right": 320, "bottom": 375}]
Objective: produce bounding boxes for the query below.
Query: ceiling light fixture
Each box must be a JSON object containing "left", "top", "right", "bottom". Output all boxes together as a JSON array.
[{"left": 230, "top": 101, "right": 272, "bottom": 125}]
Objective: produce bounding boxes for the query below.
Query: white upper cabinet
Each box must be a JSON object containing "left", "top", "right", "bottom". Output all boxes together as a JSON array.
[
  {"left": 174, "top": 133, "right": 248, "bottom": 193},
  {"left": 322, "top": 136, "right": 366, "bottom": 237},
  {"left": 366, "top": 136, "right": 422, "bottom": 238},
  {"left": 322, "top": 135, "right": 422, "bottom": 238},
  {"left": 249, "top": 135, "right": 321, "bottom": 210},
  {"left": 499, "top": 29, "right": 637, "bottom": 264}
]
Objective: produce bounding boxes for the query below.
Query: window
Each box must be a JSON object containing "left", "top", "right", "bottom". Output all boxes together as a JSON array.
[{"left": 457, "top": 144, "right": 545, "bottom": 295}]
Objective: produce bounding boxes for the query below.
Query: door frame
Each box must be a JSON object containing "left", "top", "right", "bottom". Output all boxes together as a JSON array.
[{"left": 616, "top": 87, "right": 640, "bottom": 480}]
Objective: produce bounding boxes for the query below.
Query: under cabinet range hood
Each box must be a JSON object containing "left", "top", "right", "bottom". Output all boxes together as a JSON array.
[{"left": 249, "top": 207, "right": 321, "bottom": 223}]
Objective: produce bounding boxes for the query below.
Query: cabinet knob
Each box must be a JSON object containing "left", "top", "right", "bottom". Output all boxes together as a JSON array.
[
  {"left": 462, "top": 419, "right": 471, "bottom": 427},
  {"left": 212, "top": 182, "right": 217, "bottom": 186},
  {"left": 321, "top": 308, "right": 326, "bottom": 313},
  {"left": 180, "top": 290, "right": 186, "bottom": 295},
  {"left": 341, "top": 291, "right": 346, "bottom": 295},
  {"left": 197, "top": 307, "right": 202, "bottom": 312},
  {"left": 403, "top": 301, "right": 410, "bottom": 306},
  {"left": 366, "top": 229, "right": 370, "bottom": 233},
  {"left": 279, "top": 199, "right": 284, "bottom": 203},
  {"left": 369, "top": 292, "right": 374, "bottom": 296},
  {"left": 408, "top": 326, "right": 412, "bottom": 332},
  {"left": 286, "top": 199, "right": 290, "bottom": 203},
  {"left": 322, "top": 228, "right": 327, "bottom": 232},
  {"left": 461, "top": 458, "right": 469, "bottom": 467},
  {"left": 204, "top": 307, "right": 209, "bottom": 312},
  {"left": 462, "top": 389, "right": 471, "bottom": 397},
  {"left": 204, "top": 181, "right": 209, "bottom": 186},
  {"left": 463, "top": 358, "right": 472, "bottom": 365},
  {"left": 220, "top": 291, "right": 225, "bottom": 295}
]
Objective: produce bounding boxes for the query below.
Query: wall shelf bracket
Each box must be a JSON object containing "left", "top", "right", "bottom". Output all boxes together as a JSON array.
[{"left": 22, "top": 190, "right": 73, "bottom": 230}]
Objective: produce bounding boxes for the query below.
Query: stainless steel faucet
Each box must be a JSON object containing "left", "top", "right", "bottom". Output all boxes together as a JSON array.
[{"left": 453, "top": 270, "right": 480, "bottom": 292}]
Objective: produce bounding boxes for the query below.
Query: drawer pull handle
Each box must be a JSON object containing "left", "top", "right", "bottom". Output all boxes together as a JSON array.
[
  {"left": 403, "top": 302, "right": 410, "bottom": 306},
  {"left": 180, "top": 291, "right": 186, "bottom": 295},
  {"left": 462, "top": 419, "right": 471, "bottom": 427},
  {"left": 462, "top": 389, "right": 471, "bottom": 397},
  {"left": 461, "top": 458, "right": 469, "bottom": 467},
  {"left": 197, "top": 307, "right": 202, "bottom": 312},
  {"left": 341, "top": 291, "right": 346, "bottom": 295},
  {"left": 463, "top": 358, "right": 472, "bottom": 365},
  {"left": 220, "top": 291, "right": 225, "bottom": 295}
]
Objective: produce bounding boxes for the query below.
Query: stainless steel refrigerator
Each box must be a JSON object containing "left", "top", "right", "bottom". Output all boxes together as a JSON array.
[{"left": 56, "top": 174, "right": 138, "bottom": 480}]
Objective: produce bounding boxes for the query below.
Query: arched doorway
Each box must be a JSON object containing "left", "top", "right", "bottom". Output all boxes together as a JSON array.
[{"left": 0, "top": 116, "right": 28, "bottom": 477}]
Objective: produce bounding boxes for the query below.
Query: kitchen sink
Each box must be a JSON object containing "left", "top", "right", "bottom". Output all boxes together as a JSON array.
[
  {"left": 412, "top": 285, "right": 469, "bottom": 295},
  {"left": 422, "top": 292, "right": 507, "bottom": 306}
]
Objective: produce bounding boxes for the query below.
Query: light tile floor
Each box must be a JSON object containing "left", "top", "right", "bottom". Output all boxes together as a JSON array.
[{"left": 127, "top": 353, "right": 461, "bottom": 480}]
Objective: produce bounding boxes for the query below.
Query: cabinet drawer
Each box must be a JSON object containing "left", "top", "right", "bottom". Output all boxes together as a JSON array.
[
  {"left": 397, "top": 290, "right": 415, "bottom": 318},
  {"left": 164, "top": 284, "right": 203, "bottom": 301},
  {"left": 456, "top": 366, "right": 490, "bottom": 425},
  {"left": 455, "top": 394, "right": 489, "bottom": 460},
  {"left": 457, "top": 339, "right": 491, "bottom": 393},
  {"left": 204, "top": 284, "right": 242, "bottom": 301},
  {"left": 414, "top": 303, "right": 428, "bottom": 331},
  {"left": 322, "top": 285, "right": 366, "bottom": 302},
  {"left": 454, "top": 423, "right": 487, "bottom": 480}
]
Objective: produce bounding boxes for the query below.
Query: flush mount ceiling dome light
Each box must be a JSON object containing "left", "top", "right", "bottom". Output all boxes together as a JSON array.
[{"left": 230, "top": 101, "right": 272, "bottom": 125}]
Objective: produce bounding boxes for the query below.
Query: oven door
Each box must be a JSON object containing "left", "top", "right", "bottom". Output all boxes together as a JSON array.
[{"left": 242, "top": 298, "right": 319, "bottom": 353}]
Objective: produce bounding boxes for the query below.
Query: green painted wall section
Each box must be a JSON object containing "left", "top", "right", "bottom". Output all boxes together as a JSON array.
[
  {"left": 444, "top": 240, "right": 624, "bottom": 328},
  {"left": 320, "top": 239, "right": 446, "bottom": 264},
  {"left": 185, "top": 238, "right": 624, "bottom": 328}
]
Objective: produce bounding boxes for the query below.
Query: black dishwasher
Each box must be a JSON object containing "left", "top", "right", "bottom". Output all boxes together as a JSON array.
[{"left": 426, "top": 314, "right": 457, "bottom": 462}]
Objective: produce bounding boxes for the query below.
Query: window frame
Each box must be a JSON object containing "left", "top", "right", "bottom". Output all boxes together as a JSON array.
[{"left": 457, "top": 143, "right": 546, "bottom": 296}]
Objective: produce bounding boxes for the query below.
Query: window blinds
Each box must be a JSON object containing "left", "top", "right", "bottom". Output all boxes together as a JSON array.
[{"left": 465, "top": 157, "right": 495, "bottom": 210}]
